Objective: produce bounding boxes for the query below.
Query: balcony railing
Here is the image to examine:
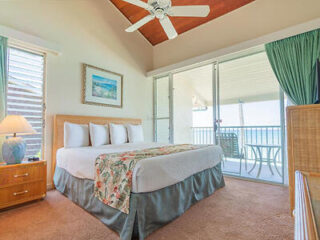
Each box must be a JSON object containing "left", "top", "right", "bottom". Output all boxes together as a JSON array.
[{"left": 192, "top": 126, "right": 282, "bottom": 163}]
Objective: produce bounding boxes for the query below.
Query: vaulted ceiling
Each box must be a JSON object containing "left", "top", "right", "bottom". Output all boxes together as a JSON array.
[{"left": 110, "top": 0, "right": 255, "bottom": 45}]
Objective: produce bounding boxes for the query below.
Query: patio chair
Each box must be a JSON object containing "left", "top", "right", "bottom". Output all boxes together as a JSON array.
[{"left": 217, "top": 132, "right": 246, "bottom": 175}]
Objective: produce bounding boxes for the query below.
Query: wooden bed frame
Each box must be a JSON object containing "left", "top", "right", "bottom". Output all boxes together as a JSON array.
[{"left": 51, "top": 114, "right": 142, "bottom": 183}]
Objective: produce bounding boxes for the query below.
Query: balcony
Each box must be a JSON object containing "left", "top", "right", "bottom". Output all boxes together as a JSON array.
[{"left": 192, "top": 126, "right": 283, "bottom": 183}]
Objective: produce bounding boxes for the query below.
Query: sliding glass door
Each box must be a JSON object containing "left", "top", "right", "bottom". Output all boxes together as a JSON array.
[
  {"left": 172, "top": 64, "right": 218, "bottom": 145},
  {"left": 217, "top": 51, "right": 285, "bottom": 183},
  {"left": 153, "top": 63, "right": 219, "bottom": 145},
  {"left": 153, "top": 75, "right": 172, "bottom": 143},
  {"left": 153, "top": 50, "right": 285, "bottom": 184}
]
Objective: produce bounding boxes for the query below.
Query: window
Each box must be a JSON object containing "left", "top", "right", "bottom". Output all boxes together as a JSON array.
[{"left": 7, "top": 47, "right": 45, "bottom": 158}]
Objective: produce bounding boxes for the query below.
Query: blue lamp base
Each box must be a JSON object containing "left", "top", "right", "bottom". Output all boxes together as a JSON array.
[{"left": 2, "top": 137, "right": 26, "bottom": 165}]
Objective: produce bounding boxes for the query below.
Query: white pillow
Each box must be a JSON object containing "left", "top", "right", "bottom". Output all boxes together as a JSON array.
[
  {"left": 109, "top": 123, "right": 127, "bottom": 144},
  {"left": 64, "top": 122, "right": 89, "bottom": 148},
  {"left": 127, "top": 124, "right": 144, "bottom": 143},
  {"left": 89, "top": 123, "right": 109, "bottom": 147}
]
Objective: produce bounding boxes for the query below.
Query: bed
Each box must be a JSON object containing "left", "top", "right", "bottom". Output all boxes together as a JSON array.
[{"left": 52, "top": 114, "right": 225, "bottom": 240}]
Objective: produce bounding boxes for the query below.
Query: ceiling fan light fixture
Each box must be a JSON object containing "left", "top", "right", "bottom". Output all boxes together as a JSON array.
[{"left": 154, "top": 9, "right": 165, "bottom": 19}]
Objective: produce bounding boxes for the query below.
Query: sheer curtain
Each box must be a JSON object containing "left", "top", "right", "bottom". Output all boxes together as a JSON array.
[
  {"left": 265, "top": 29, "right": 320, "bottom": 105},
  {"left": 0, "top": 36, "right": 8, "bottom": 161}
]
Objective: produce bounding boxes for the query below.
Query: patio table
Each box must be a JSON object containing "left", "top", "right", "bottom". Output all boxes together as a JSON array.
[{"left": 245, "top": 144, "right": 281, "bottom": 178}]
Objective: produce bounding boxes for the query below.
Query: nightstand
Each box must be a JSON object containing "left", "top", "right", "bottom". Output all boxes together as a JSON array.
[{"left": 0, "top": 160, "right": 47, "bottom": 209}]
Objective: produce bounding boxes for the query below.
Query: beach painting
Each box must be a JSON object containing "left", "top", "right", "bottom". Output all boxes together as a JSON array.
[
  {"left": 92, "top": 75, "right": 117, "bottom": 100},
  {"left": 83, "top": 64, "right": 123, "bottom": 108}
]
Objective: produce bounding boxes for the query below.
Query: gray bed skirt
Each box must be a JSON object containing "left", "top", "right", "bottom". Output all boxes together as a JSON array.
[{"left": 54, "top": 163, "right": 225, "bottom": 240}]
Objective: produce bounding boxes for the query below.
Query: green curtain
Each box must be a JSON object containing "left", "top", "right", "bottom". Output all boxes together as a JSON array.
[
  {"left": 0, "top": 36, "right": 8, "bottom": 162},
  {"left": 265, "top": 29, "right": 320, "bottom": 105}
]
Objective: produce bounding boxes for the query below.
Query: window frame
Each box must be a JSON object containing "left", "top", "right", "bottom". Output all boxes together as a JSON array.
[{"left": 7, "top": 44, "right": 47, "bottom": 160}]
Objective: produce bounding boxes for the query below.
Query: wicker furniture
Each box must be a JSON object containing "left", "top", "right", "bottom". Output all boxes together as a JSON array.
[
  {"left": 294, "top": 171, "right": 319, "bottom": 240},
  {"left": 287, "top": 104, "right": 320, "bottom": 215}
]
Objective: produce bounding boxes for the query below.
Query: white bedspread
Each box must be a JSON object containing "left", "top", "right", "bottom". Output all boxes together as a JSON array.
[{"left": 56, "top": 142, "right": 222, "bottom": 193}]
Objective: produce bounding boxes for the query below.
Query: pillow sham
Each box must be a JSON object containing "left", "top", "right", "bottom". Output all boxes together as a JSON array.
[
  {"left": 109, "top": 123, "right": 127, "bottom": 144},
  {"left": 64, "top": 122, "right": 89, "bottom": 148},
  {"left": 127, "top": 124, "right": 144, "bottom": 143},
  {"left": 89, "top": 123, "right": 109, "bottom": 147}
]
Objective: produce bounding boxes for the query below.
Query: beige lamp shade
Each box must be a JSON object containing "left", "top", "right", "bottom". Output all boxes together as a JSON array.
[{"left": 0, "top": 115, "right": 37, "bottom": 136}]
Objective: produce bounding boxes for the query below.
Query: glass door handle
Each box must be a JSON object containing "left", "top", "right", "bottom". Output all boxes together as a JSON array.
[
  {"left": 214, "top": 119, "right": 222, "bottom": 131},
  {"left": 214, "top": 122, "right": 218, "bottom": 132}
]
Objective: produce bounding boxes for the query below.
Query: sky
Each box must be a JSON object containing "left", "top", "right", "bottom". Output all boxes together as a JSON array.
[{"left": 193, "top": 100, "right": 283, "bottom": 127}]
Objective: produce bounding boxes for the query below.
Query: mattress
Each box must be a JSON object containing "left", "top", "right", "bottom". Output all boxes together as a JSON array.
[{"left": 56, "top": 142, "right": 222, "bottom": 193}]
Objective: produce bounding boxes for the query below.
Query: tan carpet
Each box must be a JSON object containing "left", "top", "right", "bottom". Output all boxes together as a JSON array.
[{"left": 0, "top": 177, "right": 294, "bottom": 240}]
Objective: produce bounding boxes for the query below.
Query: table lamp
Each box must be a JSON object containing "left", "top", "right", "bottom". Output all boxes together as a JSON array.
[{"left": 0, "top": 115, "right": 36, "bottom": 164}]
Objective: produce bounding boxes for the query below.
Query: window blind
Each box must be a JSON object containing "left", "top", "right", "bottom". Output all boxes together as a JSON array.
[{"left": 7, "top": 47, "right": 45, "bottom": 158}]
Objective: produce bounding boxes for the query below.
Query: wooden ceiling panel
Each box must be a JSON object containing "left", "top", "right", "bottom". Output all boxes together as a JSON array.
[{"left": 110, "top": 0, "right": 255, "bottom": 45}]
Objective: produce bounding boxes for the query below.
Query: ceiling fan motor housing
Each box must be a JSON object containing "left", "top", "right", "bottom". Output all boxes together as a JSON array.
[{"left": 148, "top": 0, "right": 171, "bottom": 19}]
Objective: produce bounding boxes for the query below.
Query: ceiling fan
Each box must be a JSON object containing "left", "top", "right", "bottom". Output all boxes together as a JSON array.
[{"left": 123, "top": 0, "right": 210, "bottom": 40}]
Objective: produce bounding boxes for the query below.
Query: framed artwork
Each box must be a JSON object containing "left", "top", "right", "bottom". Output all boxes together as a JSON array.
[{"left": 82, "top": 64, "right": 123, "bottom": 108}]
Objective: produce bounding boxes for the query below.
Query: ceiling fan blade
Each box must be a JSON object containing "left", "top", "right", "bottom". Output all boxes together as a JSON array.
[
  {"left": 168, "top": 6, "right": 210, "bottom": 17},
  {"left": 122, "top": 0, "right": 152, "bottom": 10},
  {"left": 159, "top": 16, "right": 178, "bottom": 40},
  {"left": 126, "top": 15, "right": 155, "bottom": 32}
]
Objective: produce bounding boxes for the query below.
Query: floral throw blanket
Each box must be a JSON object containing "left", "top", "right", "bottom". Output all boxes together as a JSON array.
[{"left": 94, "top": 144, "right": 208, "bottom": 214}]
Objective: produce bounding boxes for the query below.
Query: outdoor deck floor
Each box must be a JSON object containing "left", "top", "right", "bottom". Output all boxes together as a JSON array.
[{"left": 222, "top": 158, "right": 283, "bottom": 183}]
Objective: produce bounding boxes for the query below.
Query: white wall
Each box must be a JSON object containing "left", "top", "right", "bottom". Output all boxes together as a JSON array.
[
  {"left": 0, "top": 0, "right": 153, "bottom": 186},
  {"left": 153, "top": 0, "right": 320, "bottom": 69}
]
